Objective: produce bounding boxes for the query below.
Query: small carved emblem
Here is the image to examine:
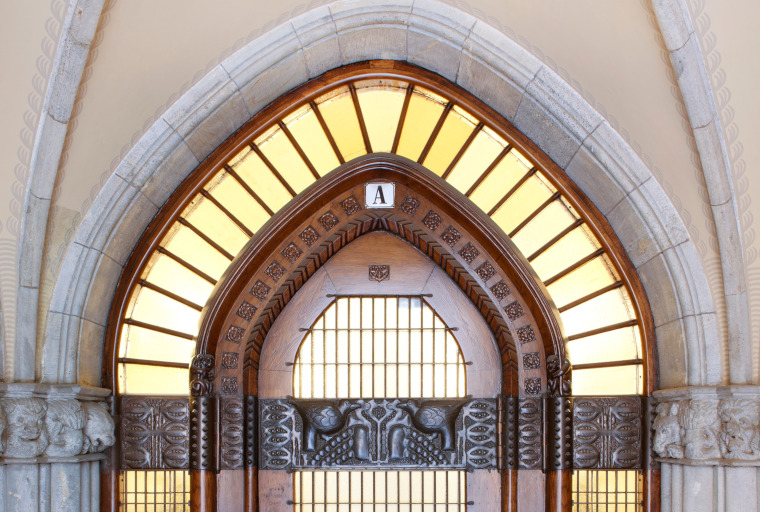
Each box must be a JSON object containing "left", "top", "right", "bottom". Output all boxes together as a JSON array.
[
  {"left": 369, "top": 265, "right": 390, "bottom": 282},
  {"left": 190, "top": 354, "right": 215, "bottom": 396},
  {"left": 221, "top": 377, "right": 238, "bottom": 394},
  {"left": 475, "top": 261, "right": 495, "bottom": 281},
  {"left": 341, "top": 195, "right": 362, "bottom": 215},
  {"left": 281, "top": 243, "right": 303, "bottom": 263},
  {"left": 458, "top": 242, "right": 479, "bottom": 263},
  {"left": 251, "top": 280, "right": 270, "bottom": 301},
  {"left": 517, "top": 325, "right": 536, "bottom": 344},
  {"left": 440, "top": 226, "right": 462, "bottom": 247},
  {"left": 221, "top": 352, "right": 239, "bottom": 369},
  {"left": 398, "top": 195, "right": 421, "bottom": 216},
  {"left": 422, "top": 210, "right": 443, "bottom": 230},
  {"left": 523, "top": 352, "right": 540, "bottom": 370},
  {"left": 226, "top": 325, "right": 244, "bottom": 344},
  {"left": 490, "top": 280, "right": 510, "bottom": 299},
  {"left": 264, "top": 261, "right": 286, "bottom": 282},
  {"left": 236, "top": 301, "right": 257, "bottom": 320},
  {"left": 318, "top": 211, "right": 340, "bottom": 231},
  {"left": 524, "top": 378, "right": 542, "bottom": 395},
  {"left": 504, "top": 301, "right": 524, "bottom": 320},
  {"left": 299, "top": 226, "right": 320, "bottom": 246}
]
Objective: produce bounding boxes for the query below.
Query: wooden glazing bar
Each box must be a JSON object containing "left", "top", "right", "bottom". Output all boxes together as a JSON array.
[
  {"left": 527, "top": 218, "right": 584, "bottom": 262},
  {"left": 391, "top": 84, "right": 414, "bottom": 153},
  {"left": 349, "top": 83, "right": 373, "bottom": 154},
  {"left": 138, "top": 279, "right": 204, "bottom": 311},
  {"left": 487, "top": 167, "right": 538, "bottom": 217},
  {"left": 465, "top": 145, "right": 512, "bottom": 197},
  {"left": 118, "top": 357, "right": 189, "bottom": 369},
  {"left": 123, "top": 318, "right": 195, "bottom": 340},
  {"left": 417, "top": 102, "right": 454, "bottom": 163},
  {"left": 441, "top": 123, "right": 484, "bottom": 179},
  {"left": 546, "top": 469, "right": 572, "bottom": 512},
  {"left": 199, "top": 190, "right": 254, "bottom": 237},
  {"left": 156, "top": 246, "right": 217, "bottom": 285},
  {"left": 177, "top": 218, "right": 235, "bottom": 260},
  {"left": 507, "top": 191, "right": 562, "bottom": 238},
  {"left": 191, "top": 470, "right": 216, "bottom": 512},
  {"left": 225, "top": 165, "right": 276, "bottom": 216},
  {"left": 543, "top": 248, "right": 605, "bottom": 286},
  {"left": 250, "top": 143, "right": 298, "bottom": 197},
  {"left": 571, "top": 358, "right": 643, "bottom": 370},
  {"left": 310, "top": 100, "right": 345, "bottom": 164},
  {"left": 567, "top": 319, "right": 639, "bottom": 341},
  {"left": 277, "top": 121, "right": 321, "bottom": 180},
  {"left": 558, "top": 281, "right": 625, "bottom": 313}
]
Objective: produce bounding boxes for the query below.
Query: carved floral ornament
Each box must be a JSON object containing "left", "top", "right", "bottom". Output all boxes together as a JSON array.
[
  {"left": 652, "top": 387, "right": 760, "bottom": 464},
  {"left": 0, "top": 397, "right": 115, "bottom": 459}
]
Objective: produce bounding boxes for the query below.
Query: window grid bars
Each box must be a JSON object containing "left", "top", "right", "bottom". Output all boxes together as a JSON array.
[
  {"left": 572, "top": 470, "right": 643, "bottom": 512},
  {"left": 119, "top": 470, "right": 190, "bottom": 512}
]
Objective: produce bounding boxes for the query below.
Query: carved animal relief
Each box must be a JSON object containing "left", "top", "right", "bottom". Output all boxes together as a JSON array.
[{"left": 258, "top": 398, "right": 498, "bottom": 470}]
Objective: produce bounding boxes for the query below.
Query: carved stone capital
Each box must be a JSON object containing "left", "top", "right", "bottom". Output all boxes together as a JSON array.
[
  {"left": 653, "top": 386, "right": 760, "bottom": 465},
  {"left": 0, "top": 384, "right": 114, "bottom": 460}
]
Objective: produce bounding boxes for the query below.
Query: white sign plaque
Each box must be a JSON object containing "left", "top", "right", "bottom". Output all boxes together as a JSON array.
[{"left": 365, "top": 182, "right": 395, "bottom": 209}]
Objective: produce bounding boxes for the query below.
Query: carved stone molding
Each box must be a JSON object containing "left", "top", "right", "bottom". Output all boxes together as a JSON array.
[
  {"left": 121, "top": 397, "right": 189, "bottom": 469},
  {"left": 259, "top": 398, "right": 497, "bottom": 470},
  {"left": 0, "top": 385, "right": 114, "bottom": 460},
  {"left": 653, "top": 386, "right": 760, "bottom": 465}
]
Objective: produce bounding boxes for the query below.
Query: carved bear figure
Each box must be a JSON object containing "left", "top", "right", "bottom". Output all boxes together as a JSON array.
[
  {"left": 44, "top": 399, "right": 86, "bottom": 456},
  {"left": 82, "top": 402, "right": 116, "bottom": 453},
  {"left": 3, "top": 398, "right": 48, "bottom": 458}
]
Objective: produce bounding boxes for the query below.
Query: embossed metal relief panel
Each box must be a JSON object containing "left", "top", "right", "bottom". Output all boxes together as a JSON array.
[
  {"left": 120, "top": 396, "right": 190, "bottom": 470},
  {"left": 573, "top": 396, "right": 643, "bottom": 469},
  {"left": 259, "top": 398, "right": 497, "bottom": 470}
]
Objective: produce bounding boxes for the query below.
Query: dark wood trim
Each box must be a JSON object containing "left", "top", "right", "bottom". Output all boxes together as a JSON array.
[
  {"left": 138, "top": 279, "right": 204, "bottom": 311},
  {"left": 191, "top": 471, "right": 216, "bottom": 512},
  {"left": 567, "top": 319, "right": 639, "bottom": 341},
  {"left": 118, "top": 357, "right": 189, "bottom": 369},
  {"left": 199, "top": 189, "right": 253, "bottom": 238},
  {"left": 122, "top": 318, "right": 195, "bottom": 341},
  {"left": 507, "top": 191, "right": 561, "bottom": 239},
  {"left": 546, "top": 470, "right": 572, "bottom": 512},
  {"left": 502, "top": 469, "right": 517, "bottom": 512},
  {"left": 558, "top": 281, "right": 624, "bottom": 312},
  {"left": 527, "top": 218, "right": 584, "bottom": 262},
  {"left": 278, "top": 121, "right": 320, "bottom": 180},
  {"left": 156, "top": 247, "right": 217, "bottom": 285}
]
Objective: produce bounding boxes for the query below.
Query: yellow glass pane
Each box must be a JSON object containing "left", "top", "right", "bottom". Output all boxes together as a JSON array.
[
  {"left": 316, "top": 86, "right": 366, "bottom": 162},
  {"left": 183, "top": 196, "right": 248, "bottom": 257},
  {"left": 567, "top": 326, "right": 641, "bottom": 366},
  {"left": 560, "top": 288, "right": 635, "bottom": 338},
  {"left": 120, "top": 324, "right": 195, "bottom": 363},
  {"left": 572, "top": 365, "right": 643, "bottom": 395},
  {"left": 511, "top": 200, "right": 577, "bottom": 259},
  {"left": 284, "top": 106, "right": 341, "bottom": 176},
  {"left": 256, "top": 127, "right": 315, "bottom": 194},
  {"left": 142, "top": 253, "right": 214, "bottom": 306},
  {"left": 422, "top": 105, "right": 477, "bottom": 176},
  {"left": 445, "top": 127, "right": 506, "bottom": 194},
  {"left": 491, "top": 172, "right": 555, "bottom": 235},
  {"left": 127, "top": 286, "right": 201, "bottom": 336},
  {"left": 469, "top": 150, "right": 532, "bottom": 211},
  {"left": 546, "top": 255, "right": 619, "bottom": 308},
  {"left": 232, "top": 146, "right": 293, "bottom": 211},
  {"left": 395, "top": 89, "right": 447, "bottom": 161},
  {"left": 356, "top": 81, "right": 406, "bottom": 152},
  {"left": 530, "top": 225, "right": 600, "bottom": 281},
  {"left": 118, "top": 363, "right": 189, "bottom": 394},
  {"left": 161, "top": 222, "right": 231, "bottom": 281},
  {"left": 206, "top": 172, "right": 270, "bottom": 234}
]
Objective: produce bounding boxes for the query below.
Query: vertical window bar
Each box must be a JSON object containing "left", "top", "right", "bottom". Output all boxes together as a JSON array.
[
  {"left": 392, "top": 85, "right": 414, "bottom": 154},
  {"left": 310, "top": 100, "right": 345, "bottom": 164},
  {"left": 349, "top": 83, "right": 373, "bottom": 154}
]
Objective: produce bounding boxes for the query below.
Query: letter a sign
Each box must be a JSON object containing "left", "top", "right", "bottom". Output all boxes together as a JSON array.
[{"left": 365, "top": 182, "right": 395, "bottom": 209}]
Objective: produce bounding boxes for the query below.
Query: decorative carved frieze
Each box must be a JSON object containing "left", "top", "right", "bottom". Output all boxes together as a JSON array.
[
  {"left": 475, "top": 261, "right": 495, "bottom": 282},
  {"left": 398, "top": 195, "right": 420, "bottom": 216},
  {"left": 422, "top": 210, "right": 443, "bottom": 230},
  {"left": 281, "top": 242, "right": 303, "bottom": 263},
  {"left": 517, "top": 398, "right": 542, "bottom": 470},
  {"left": 121, "top": 397, "right": 189, "bottom": 469},
  {"left": 299, "top": 226, "right": 320, "bottom": 246},
  {"left": 220, "top": 397, "right": 244, "bottom": 470},
  {"left": 458, "top": 242, "right": 479, "bottom": 263},
  {"left": 264, "top": 261, "right": 286, "bottom": 281},
  {"left": 258, "top": 398, "right": 498, "bottom": 470},
  {"left": 547, "top": 397, "right": 572, "bottom": 470},
  {"left": 653, "top": 387, "right": 760, "bottom": 464},
  {"left": 236, "top": 301, "right": 257, "bottom": 320},
  {"left": 440, "top": 226, "right": 462, "bottom": 247},
  {"left": 244, "top": 396, "right": 257, "bottom": 467},
  {"left": 340, "top": 195, "right": 362, "bottom": 215},
  {"left": 251, "top": 280, "right": 271, "bottom": 300},
  {"left": 503, "top": 397, "right": 519, "bottom": 469},
  {"left": 491, "top": 280, "right": 510, "bottom": 300},
  {"left": 504, "top": 301, "right": 524, "bottom": 320},
  {"left": 573, "top": 396, "right": 641, "bottom": 469},
  {"left": 318, "top": 211, "right": 340, "bottom": 231},
  {"left": 190, "top": 396, "right": 214, "bottom": 471}
]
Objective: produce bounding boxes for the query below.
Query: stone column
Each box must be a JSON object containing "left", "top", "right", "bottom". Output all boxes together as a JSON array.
[
  {"left": 653, "top": 386, "right": 760, "bottom": 512},
  {"left": 0, "top": 383, "right": 114, "bottom": 512}
]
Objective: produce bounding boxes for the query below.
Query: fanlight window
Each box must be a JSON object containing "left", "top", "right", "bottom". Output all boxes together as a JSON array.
[
  {"left": 114, "top": 71, "right": 646, "bottom": 398},
  {"left": 291, "top": 296, "right": 468, "bottom": 511}
]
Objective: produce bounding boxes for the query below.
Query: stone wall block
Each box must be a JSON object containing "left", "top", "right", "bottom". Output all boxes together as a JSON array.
[
  {"left": 19, "top": 195, "right": 52, "bottom": 288},
  {"left": 692, "top": 123, "right": 734, "bottom": 206},
  {"left": 605, "top": 195, "right": 661, "bottom": 268},
  {"left": 411, "top": 0, "right": 477, "bottom": 39},
  {"left": 291, "top": 5, "right": 337, "bottom": 45},
  {"left": 670, "top": 36, "right": 713, "bottom": 130},
  {"left": 76, "top": 320, "right": 106, "bottom": 387},
  {"left": 28, "top": 116, "right": 69, "bottom": 200},
  {"left": 49, "top": 244, "right": 100, "bottom": 319},
  {"left": 329, "top": 0, "right": 413, "bottom": 28},
  {"left": 512, "top": 92, "right": 581, "bottom": 169},
  {"left": 182, "top": 89, "right": 252, "bottom": 164},
  {"left": 565, "top": 145, "right": 626, "bottom": 217},
  {"left": 73, "top": 175, "right": 138, "bottom": 250},
  {"left": 16, "top": 285, "right": 41, "bottom": 380},
  {"left": 654, "top": 319, "right": 688, "bottom": 389},
  {"left": 302, "top": 35, "right": 343, "bottom": 80},
  {"left": 672, "top": 242, "right": 720, "bottom": 316},
  {"left": 626, "top": 182, "right": 686, "bottom": 256},
  {"left": 5, "top": 464, "right": 40, "bottom": 512},
  {"left": 583, "top": 121, "right": 651, "bottom": 192},
  {"left": 234, "top": 52, "right": 310, "bottom": 121},
  {"left": 682, "top": 465, "right": 714, "bottom": 512},
  {"left": 66, "top": 0, "right": 107, "bottom": 46},
  {"left": 47, "top": 39, "right": 90, "bottom": 124},
  {"left": 101, "top": 192, "right": 160, "bottom": 268},
  {"left": 407, "top": 28, "right": 463, "bottom": 83},
  {"left": 138, "top": 139, "right": 200, "bottom": 210},
  {"left": 650, "top": 0, "right": 693, "bottom": 51},
  {"left": 456, "top": 52, "right": 524, "bottom": 122},
  {"left": 337, "top": 26, "right": 408, "bottom": 65},
  {"left": 465, "top": 20, "right": 540, "bottom": 92},
  {"left": 526, "top": 67, "right": 603, "bottom": 142},
  {"left": 115, "top": 120, "right": 185, "bottom": 190},
  {"left": 81, "top": 254, "right": 122, "bottom": 327},
  {"left": 638, "top": 252, "right": 682, "bottom": 328}
]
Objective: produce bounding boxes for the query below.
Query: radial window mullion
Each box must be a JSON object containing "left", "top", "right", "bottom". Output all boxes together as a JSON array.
[
  {"left": 417, "top": 102, "right": 454, "bottom": 164},
  {"left": 156, "top": 247, "right": 217, "bottom": 285},
  {"left": 224, "top": 165, "right": 275, "bottom": 216},
  {"left": 486, "top": 167, "right": 537, "bottom": 217},
  {"left": 199, "top": 189, "right": 254, "bottom": 237},
  {"left": 137, "top": 279, "right": 203, "bottom": 312},
  {"left": 284, "top": 105, "right": 342, "bottom": 175},
  {"left": 464, "top": 145, "right": 511, "bottom": 197},
  {"left": 249, "top": 143, "right": 298, "bottom": 197},
  {"left": 441, "top": 123, "right": 483, "bottom": 180},
  {"left": 391, "top": 85, "right": 414, "bottom": 153},
  {"left": 176, "top": 218, "right": 234, "bottom": 261},
  {"left": 310, "top": 100, "right": 345, "bottom": 164},
  {"left": 278, "top": 121, "right": 321, "bottom": 180},
  {"left": 349, "top": 82, "right": 373, "bottom": 154}
]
